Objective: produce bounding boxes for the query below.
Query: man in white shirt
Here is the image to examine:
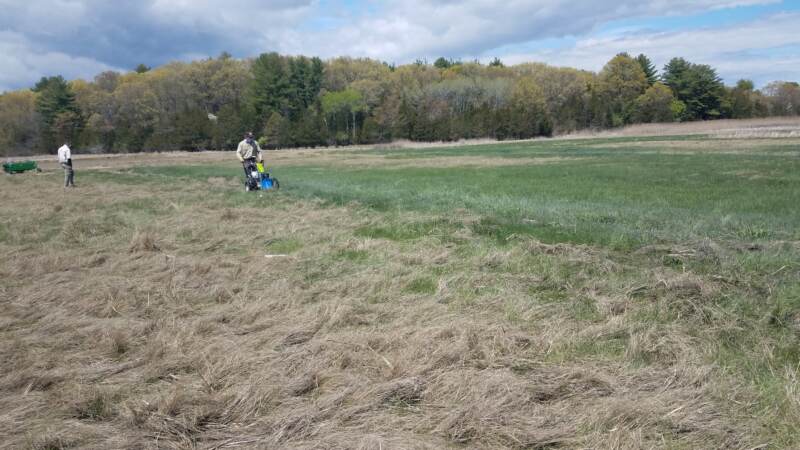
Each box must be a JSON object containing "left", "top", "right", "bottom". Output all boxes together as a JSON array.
[
  {"left": 236, "top": 132, "right": 262, "bottom": 163},
  {"left": 57, "top": 141, "right": 75, "bottom": 188},
  {"left": 236, "top": 132, "right": 263, "bottom": 188}
]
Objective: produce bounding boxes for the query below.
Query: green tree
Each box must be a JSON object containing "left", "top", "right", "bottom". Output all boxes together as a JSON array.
[
  {"left": 434, "top": 57, "right": 453, "bottom": 69},
  {"left": 2, "top": 49, "right": 797, "bottom": 155},
  {"left": 508, "top": 78, "right": 552, "bottom": 138},
  {"left": 632, "top": 82, "right": 678, "bottom": 123},
  {"left": 261, "top": 111, "right": 290, "bottom": 148},
  {"left": 172, "top": 109, "right": 213, "bottom": 150},
  {"left": 32, "top": 76, "right": 82, "bottom": 150},
  {"left": 323, "top": 57, "right": 391, "bottom": 91},
  {"left": 249, "top": 52, "right": 289, "bottom": 120},
  {"left": 662, "top": 58, "right": 725, "bottom": 120},
  {"left": 0, "top": 90, "right": 40, "bottom": 156},
  {"left": 72, "top": 77, "right": 116, "bottom": 150},
  {"left": 764, "top": 81, "right": 800, "bottom": 116},
  {"left": 727, "top": 79, "right": 756, "bottom": 119},
  {"left": 599, "top": 54, "right": 648, "bottom": 126},
  {"left": 321, "top": 89, "right": 365, "bottom": 144},
  {"left": 249, "top": 53, "right": 324, "bottom": 139},
  {"left": 671, "top": 99, "right": 687, "bottom": 120},
  {"left": 94, "top": 71, "right": 121, "bottom": 92},
  {"left": 186, "top": 55, "right": 252, "bottom": 115},
  {"left": 135, "top": 63, "right": 151, "bottom": 73},
  {"left": 635, "top": 54, "right": 658, "bottom": 85},
  {"left": 513, "top": 63, "right": 596, "bottom": 132},
  {"left": 736, "top": 79, "right": 754, "bottom": 91},
  {"left": 291, "top": 108, "right": 324, "bottom": 147},
  {"left": 307, "top": 57, "right": 324, "bottom": 107},
  {"left": 214, "top": 103, "right": 256, "bottom": 150},
  {"left": 52, "top": 111, "right": 83, "bottom": 144},
  {"left": 661, "top": 57, "right": 691, "bottom": 90},
  {"left": 488, "top": 57, "right": 504, "bottom": 68},
  {"left": 112, "top": 80, "right": 158, "bottom": 151},
  {"left": 284, "top": 56, "right": 324, "bottom": 120}
]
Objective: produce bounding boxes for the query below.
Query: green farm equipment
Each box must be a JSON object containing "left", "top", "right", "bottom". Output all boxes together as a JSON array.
[{"left": 2, "top": 160, "right": 40, "bottom": 174}]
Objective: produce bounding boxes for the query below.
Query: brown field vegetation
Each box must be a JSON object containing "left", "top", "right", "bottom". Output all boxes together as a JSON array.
[
  {"left": 20, "top": 116, "right": 800, "bottom": 175},
  {"left": 2, "top": 131, "right": 799, "bottom": 448},
  {"left": 0, "top": 179, "right": 738, "bottom": 449},
  {"left": 575, "top": 116, "right": 800, "bottom": 138}
]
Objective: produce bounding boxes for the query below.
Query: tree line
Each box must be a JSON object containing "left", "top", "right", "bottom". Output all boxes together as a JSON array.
[{"left": 1, "top": 52, "right": 798, "bottom": 156}]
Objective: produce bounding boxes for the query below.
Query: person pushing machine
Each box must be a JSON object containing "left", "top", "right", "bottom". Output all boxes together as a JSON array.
[
  {"left": 236, "top": 131, "right": 278, "bottom": 191},
  {"left": 236, "top": 131, "right": 262, "bottom": 170}
]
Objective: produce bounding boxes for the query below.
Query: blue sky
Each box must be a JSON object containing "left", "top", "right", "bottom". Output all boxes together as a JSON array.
[{"left": 1, "top": 0, "right": 798, "bottom": 92}]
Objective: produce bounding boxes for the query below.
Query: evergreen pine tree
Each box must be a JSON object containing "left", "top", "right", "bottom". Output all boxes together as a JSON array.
[
  {"left": 635, "top": 54, "right": 658, "bottom": 85},
  {"left": 32, "top": 76, "right": 82, "bottom": 150}
]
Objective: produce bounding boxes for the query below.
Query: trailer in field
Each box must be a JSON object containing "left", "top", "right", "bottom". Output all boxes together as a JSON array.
[{"left": 2, "top": 160, "right": 40, "bottom": 174}]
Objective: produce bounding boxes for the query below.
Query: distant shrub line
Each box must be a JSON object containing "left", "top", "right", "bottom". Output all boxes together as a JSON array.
[{"left": 1, "top": 52, "right": 798, "bottom": 156}]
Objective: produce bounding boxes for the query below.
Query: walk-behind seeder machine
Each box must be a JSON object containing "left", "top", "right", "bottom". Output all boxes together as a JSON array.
[{"left": 244, "top": 160, "right": 279, "bottom": 192}]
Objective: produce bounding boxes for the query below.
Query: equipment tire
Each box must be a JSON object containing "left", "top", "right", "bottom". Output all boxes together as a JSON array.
[{"left": 273, "top": 178, "right": 280, "bottom": 190}]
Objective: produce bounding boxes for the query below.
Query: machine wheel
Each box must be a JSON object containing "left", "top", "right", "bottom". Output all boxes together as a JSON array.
[{"left": 272, "top": 178, "right": 280, "bottom": 190}]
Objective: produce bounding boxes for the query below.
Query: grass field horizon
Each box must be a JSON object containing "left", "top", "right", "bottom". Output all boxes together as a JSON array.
[{"left": 2, "top": 132, "right": 799, "bottom": 448}]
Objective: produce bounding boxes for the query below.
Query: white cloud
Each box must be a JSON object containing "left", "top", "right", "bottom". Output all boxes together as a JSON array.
[
  {"left": 0, "top": 0, "right": 317, "bottom": 89},
  {"left": 145, "top": 0, "right": 315, "bottom": 34},
  {"left": 499, "top": 11, "right": 800, "bottom": 85},
  {"left": 281, "top": 0, "right": 779, "bottom": 61},
  {"left": 0, "top": 31, "right": 119, "bottom": 93},
  {"left": 0, "top": 0, "right": 795, "bottom": 90},
  {"left": 0, "top": 0, "right": 88, "bottom": 37}
]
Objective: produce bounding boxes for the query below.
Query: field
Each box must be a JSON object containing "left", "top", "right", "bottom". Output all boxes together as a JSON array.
[{"left": 2, "top": 132, "right": 800, "bottom": 449}]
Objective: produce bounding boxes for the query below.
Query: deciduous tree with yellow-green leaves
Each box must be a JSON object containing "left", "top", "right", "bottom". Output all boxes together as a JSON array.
[{"left": 0, "top": 51, "right": 796, "bottom": 154}]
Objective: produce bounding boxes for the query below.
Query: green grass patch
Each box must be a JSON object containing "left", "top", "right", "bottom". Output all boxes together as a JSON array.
[
  {"left": 81, "top": 169, "right": 159, "bottom": 185},
  {"left": 127, "top": 136, "right": 800, "bottom": 249},
  {"left": 336, "top": 249, "right": 370, "bottom": 262},
  {"left": 548, "top": 332, "right": 628, "bottom": 363},
  {"left": 355, "top": 218, "right": 461, "bottom": 242},
  {"left": 569, "top": 296, "right": 603, "bottom": 322},
  {"left": 405, "top": 277, "right": 438, "bottom": 295},
  {"left": 265, "top": 237, "right": 303, "bottom": 254}
]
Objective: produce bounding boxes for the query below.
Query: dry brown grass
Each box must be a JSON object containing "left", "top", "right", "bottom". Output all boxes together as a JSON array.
[
  {"left": 569, "top": 116, "right": 800, "bottom": 138},
  {"left": 31, "top": 149, "right": 585, "bottom": 173},
  {"left": 587, "top": 137, "right": 800, "bottom": 155},
  {"left": 0, "top": 160, "right": 776, "bottom": 448},
  {"left": 22, "top": 117, "right": 800, "bottom": 174}
]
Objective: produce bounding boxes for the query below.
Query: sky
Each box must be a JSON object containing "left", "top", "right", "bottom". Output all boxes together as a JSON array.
[{"left": 1, "top": 0, "right": 799, "bottom": 92}]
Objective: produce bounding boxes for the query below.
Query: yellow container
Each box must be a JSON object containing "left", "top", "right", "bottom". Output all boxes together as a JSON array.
[{"left": 256, "top": 162, "right": 265, "bottom": 173}]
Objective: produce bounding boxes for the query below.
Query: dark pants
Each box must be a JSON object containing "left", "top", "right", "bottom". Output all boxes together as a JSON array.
[
  {"left": 61, "top": 161, "right": 75, "bottom": 187},
  {"left": 243, "top": 159, "right": 260, "bottom": 190},
  {"left": 243, "top": 159, "right": 261, "bottom": 178}
]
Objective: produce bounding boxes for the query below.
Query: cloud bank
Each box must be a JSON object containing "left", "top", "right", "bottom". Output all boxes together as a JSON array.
[{"left": 0, "top": 0, "right": 795, "bottom": 91}]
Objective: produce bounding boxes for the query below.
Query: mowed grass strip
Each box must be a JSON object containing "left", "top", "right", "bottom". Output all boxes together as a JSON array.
[{"left": 134, "top": 136, "right": 800, "bottom": 249}]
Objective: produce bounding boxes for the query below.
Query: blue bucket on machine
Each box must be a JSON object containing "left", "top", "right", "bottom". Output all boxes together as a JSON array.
[{"left": 256, "top": 162, "right": 279, "bottom": 191}]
